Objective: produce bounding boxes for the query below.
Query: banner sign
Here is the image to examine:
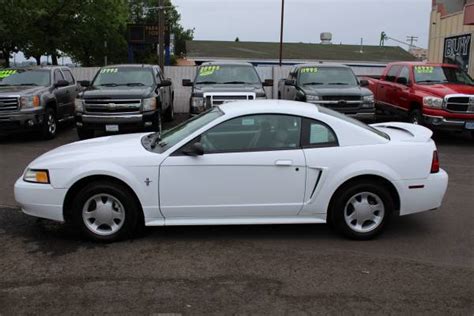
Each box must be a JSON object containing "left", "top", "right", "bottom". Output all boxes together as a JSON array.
[{"left": 443, "top": 34, "right": 471, "bottom": 72}]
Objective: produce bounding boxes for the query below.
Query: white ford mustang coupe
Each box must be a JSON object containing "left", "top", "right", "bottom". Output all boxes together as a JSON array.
[{"left": 15, "top": 100, "right": 448, "bottom": 242}]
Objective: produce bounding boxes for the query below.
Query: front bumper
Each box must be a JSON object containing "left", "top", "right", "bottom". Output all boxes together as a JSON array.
[
  {"left": 75, "top": 111, "right": 159, "bottom": 131},
  {"left": 14, "top": 177, "right": 67, "bottom": 222},
  {"left": 423, "top": 114, "right": 474, "bottom": 131},
  {"left": 0, "top": 109, "right": 45, "bottom": 132}
]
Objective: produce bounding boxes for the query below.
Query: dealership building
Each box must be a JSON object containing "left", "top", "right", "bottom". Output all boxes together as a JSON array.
[{"left": 428, "top": 0, "right": 474, "bottom": 76}]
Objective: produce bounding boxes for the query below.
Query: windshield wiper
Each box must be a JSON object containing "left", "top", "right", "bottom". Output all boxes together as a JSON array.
[
  {"left": 19, "top": 83, "right": 38, "bottom": 86},
  {"left": 223, "top": 81, "right": 247, "bottom": 84},
  {"left": 328, "top": 82, "right": 349, "bottom": 85},
  {"left": 97, "top": 83, "right": 120, "bottom": 87},
  {"left": 195, "top": 81, "right": 217, "bottom": 84},
  {"left": 125, "top": 82, "right": 146, "bottom": 86},
  {"left": 0, "top": 84, "right": 12, "bottom": 86},
  {"left": 303, "top": 82, "right": 324, "bottom": 85},
  {"left": 416, "top": 80, "right": 442, "bottom": 84}
]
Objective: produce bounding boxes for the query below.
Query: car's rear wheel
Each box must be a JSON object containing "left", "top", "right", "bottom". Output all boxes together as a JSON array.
[
  {"left": 330, "top": 181, "right": 393, "bottom": 240},
  {"left": 71, "top": 181, "right": 141, "bottom": 242},
  {"left": 41, "top": 108, "right": 57, "bottom": 139},
  {"left": 77, "top": 127, "right": 94, "bottom": 140},
  {"left": 408, "top": 108, "right": 423, "bottom": 125}
]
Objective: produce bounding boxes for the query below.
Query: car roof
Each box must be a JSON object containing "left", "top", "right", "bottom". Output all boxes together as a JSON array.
[
  {"left": 102, "top": 64, "right": 156, "bottom": 69},
  {"left": 295, "top": 62, "right": 350, "bottom": 69},
  {"left": 218, "top": 100, "right": 320, "bottom": 117},
  {"left": 200, "top": 61, "right": 254, "bottom": 67},
  {"left": 387, "top": 61, "right": 458, "bottom": 68}
]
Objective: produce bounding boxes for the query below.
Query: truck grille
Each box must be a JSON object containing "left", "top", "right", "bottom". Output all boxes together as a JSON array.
[
  {"left": 321, "top": 95, "right": 362, "bottom": 102},
  {"left": 84, "top": 99, "right": 142, "bottom": 114},
  {"left": 445, "top": 95, "right": 474, "bottom": 112},
  {"left": 0, "top": 96, "right": 19, "bottom": 112},
  {"left": 204, "top": 93, "right": 256, "bottom": 106}
]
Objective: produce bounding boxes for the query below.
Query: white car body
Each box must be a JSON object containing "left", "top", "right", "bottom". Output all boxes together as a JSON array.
[{"left": 15, "top": 100, "right": 448, "bottom": 229}]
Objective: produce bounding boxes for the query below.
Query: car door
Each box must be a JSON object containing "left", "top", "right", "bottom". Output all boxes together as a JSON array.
[
  {"left": 393, "top": 66, "right": 412, "bottom": 111},
  {"left": 159, "top": 114, "right": 306, "bottom": 218},
  {"left": 52, "top": 69, "right": 68, "bottom": 117},
  {"left": 286, "top": 69, "right": 298, "bottom": 100},
  {"left": 60, "top": 69, "right": 78, "bottom": 117},
  {"left": 156, "top": 67, "right": 169, "bottom": 110},
  {"left": 378, "top": 65, "right": 401, "bottom": 109}
]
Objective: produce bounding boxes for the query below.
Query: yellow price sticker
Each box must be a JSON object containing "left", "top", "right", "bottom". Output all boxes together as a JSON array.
[
  {"left": 414, "top": 66, "right": 434, "bottom": 74},
  {"left": 100, "top": 68, "right": 118, "bottom": 74},
  {"left": 199, "top": 65, "right": 220, "bottom": 76},
  {"left": 300, "top": 67, "right": 318, "bottom": 73},
  {"left": 0, "top": 69, "right": 17, "bottom": 78}
]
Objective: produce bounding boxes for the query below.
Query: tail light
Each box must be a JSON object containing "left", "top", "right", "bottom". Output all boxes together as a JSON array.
[{"left": 431, "top": 150, "right": 440, "bottom": 173}]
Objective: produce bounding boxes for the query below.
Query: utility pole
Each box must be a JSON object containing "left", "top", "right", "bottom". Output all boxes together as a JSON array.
[
  {"left": 279, "top": 0, "right": 285, "bottom": 66},
  {"left": 158, "top": 0, "right": 165, "bottom": 74},
  {"left": 406, "top": 35, "right": 418, "bottom": 51},
  {"left": 104, "top": 41, "right": 108, "bottom": 66}
]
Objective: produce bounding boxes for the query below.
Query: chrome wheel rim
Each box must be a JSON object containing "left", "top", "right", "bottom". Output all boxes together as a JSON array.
[
  {"left": 47, "top": 113, "right": 56, "bottom": 134},
  {"left": 82, "top": 194, "right": 125, "bottom": 236},
  {"left": 344, "top": 192, "right": 385, "bottom": 233}
]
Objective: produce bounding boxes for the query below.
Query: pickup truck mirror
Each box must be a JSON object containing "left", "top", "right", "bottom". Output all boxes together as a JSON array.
[
  {"left": 284, "top": 79, "right": 296, "bottom": 86},
  {"left": 54, "top": 79, "right": 69, "bottom": 88},
  {"left": 262, "top": 79, "right": 274, "bottom": 86},
  {"left": 359, "top": 79, "right": 369, "bottom": 87},
  {"left": 396, "top": 77, "right": 408, "bottom": 85},
  {"left": 182, "top": 79, "right": 193, "bottom": 87},
  {"left": 159, "top": 79, "right": 172, "bottom": 87},
  {"left": 78, "top": 80, "right": 90, "bottom": 87},
  {"left": 182, "top": 142, "right": 204, "bottom": 156}
]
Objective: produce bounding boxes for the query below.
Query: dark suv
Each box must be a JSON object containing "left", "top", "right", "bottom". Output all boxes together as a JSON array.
[
  {"left": 0, "top": 67, "right": 78, "bottom": 139},
  {"left": 74, "top": 64, "right": 173, "bottom": 139}
]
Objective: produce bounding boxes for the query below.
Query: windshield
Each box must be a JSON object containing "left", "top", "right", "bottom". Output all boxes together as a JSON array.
[
  {"left": 92, "top": 67, "right": 155, "bottom": 87},
  {"left": 195, "top": 65, "right": 261, "bottom": 84},
  {"left": 317, "top": 106, "right": 390, "bottom": 140},
  {"left": 150, "top": 107, "right": 224, "bottom": 153},
  {"left": 0, "top": 70, "right": 50, "bottom": 86},
  {"left": 298, "top": 66, "right": 358, "bottom": 86},
  {"left": 414, "top": 66, "right": 474, "bottom": 85}
]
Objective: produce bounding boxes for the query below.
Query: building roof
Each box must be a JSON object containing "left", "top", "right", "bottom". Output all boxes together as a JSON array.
[{"left": 186, "top": 40, "right": 416, "bottom": 64}]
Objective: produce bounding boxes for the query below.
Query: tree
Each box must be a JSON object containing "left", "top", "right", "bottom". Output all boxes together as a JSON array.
[{"left": 235, "top": 37, "right": 240, "bottom": 42}]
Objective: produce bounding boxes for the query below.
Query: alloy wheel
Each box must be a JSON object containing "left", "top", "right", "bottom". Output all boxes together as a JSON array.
[{"left": 344, "top": 192, "right": 385, "bottom": 233}]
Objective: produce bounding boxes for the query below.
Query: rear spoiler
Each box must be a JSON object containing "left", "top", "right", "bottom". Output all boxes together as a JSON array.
[{"left": 371, "top": 122, "right": 433, "bottom": 142}]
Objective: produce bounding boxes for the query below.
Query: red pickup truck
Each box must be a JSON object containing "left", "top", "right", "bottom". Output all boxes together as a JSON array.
[{"left": 364, "top": 62, "right": 474, "bottom": 136}]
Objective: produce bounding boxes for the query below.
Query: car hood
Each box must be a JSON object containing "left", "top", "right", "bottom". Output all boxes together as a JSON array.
[
  {"left": 0, "top": 85, "right": 48, "bottom": 96},
  {"left": 194, "top": 83, "right": 263, "bottom": 94},
  {"left": 80, "top": 86, "right": 154, "bottom": 99},
  {"left": 414, "top": 83, "right": 474, "bottom": 97},
  {"left": 302, "top": 85, "right": 370, "bottom": 96},
  {"left": 30, "top": 133, "right": 161, "bottom": 169}
]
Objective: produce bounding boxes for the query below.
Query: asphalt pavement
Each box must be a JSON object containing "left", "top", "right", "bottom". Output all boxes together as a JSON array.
[{"left": 0, "top": 119, "right": 473, "bottom": 314}]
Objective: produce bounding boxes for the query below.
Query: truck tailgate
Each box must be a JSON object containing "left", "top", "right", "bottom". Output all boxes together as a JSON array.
[{"left": 370, "top": 122, "right": 433, "bottom": 142}]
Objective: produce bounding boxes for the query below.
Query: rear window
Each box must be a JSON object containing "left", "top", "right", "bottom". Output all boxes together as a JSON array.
[{"left": 317, "top": 106, "right": 390, "bottom": 140}]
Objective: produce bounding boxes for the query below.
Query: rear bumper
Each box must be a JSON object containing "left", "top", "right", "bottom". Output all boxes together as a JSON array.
[
  {"left": 0, "top": 110, "right": 45, "bottom": 133},
  {"left": 423, "top": 115, "right": 474, "bottom": 131},
  {"left": 396, "top": 169, "right": 449, "bottom": 216},
  {"left": 75, "top": 111, "right": 159, "bottom": 131}
]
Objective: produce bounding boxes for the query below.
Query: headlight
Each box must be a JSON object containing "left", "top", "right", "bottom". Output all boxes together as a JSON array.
[
  {"left": 423, "top": 96, "right": 443, "bottom": 109},
  {"left": 363, "top": 95, "right": 374, "bottom": 103},
  {"left": 23, "top": 169, "right": 50, "bottom": 184},
  {"left": 306, "top": 95, "right": 320, "bottom": 103},
  {"left": 142, "top": 97, "right": 157, "bottom": 111},
  {"left": 74, "top": 99, "right": 84, "bottom": 112},
  {"left": 20, "top": 95, "right": 40, "bottom": 109}
]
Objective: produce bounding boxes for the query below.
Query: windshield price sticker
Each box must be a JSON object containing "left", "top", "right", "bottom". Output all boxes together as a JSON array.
[
  {"left": 301, "top": 67, "right": 318, "bottom": 73},
  {"left": 415, "top": 66, "right": 434, "bottom": 74},
  {"left": 0, "top": 69, "right": 17, "bottom": 78},
  {"left": 100, "top": 68, "right": 119, "bottom": 74},
  {"left": 199, "top": 66, "right": 220, "bottom": 76}
]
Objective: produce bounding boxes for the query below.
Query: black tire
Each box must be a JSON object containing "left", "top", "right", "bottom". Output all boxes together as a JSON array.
[
  {"left": 77, "top": 127, "right": 95, "bottom": 140},
  {"left": 70, "top": 181, "right": 142, "bottom": 242},
  {"left": 329, "top": 181, "right": 394, "bottom": 240},
  {"left": 164, "top": 98, "right": 174, "bottom": 122},
  {"left": 41, "top": 108, "right": 57, "bottom": 140},
  {"left": 408, "top": 108, "right": 423, "bottom": 125}
]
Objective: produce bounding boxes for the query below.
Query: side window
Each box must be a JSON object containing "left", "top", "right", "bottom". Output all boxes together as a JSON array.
[
  {"left": 302, "top": 118, "right": 338, "bottom": 147},
  {"left": 385, "top": 66, "right": 401, "bottom": 82},
  {"left": 199, "top": 114, "right": 302, "bottom": 153},
  {"left": 53, "top": 70, "right": 64, "bottom": 84},
  {"left": 155, "top": 67, "right": 162, "bottom": 83},
  {"left": 62, "top": 70, "right": 74, "bottom": 84},
  {"left": 397, "top": 66, "right": 410, "bottom": 85}
]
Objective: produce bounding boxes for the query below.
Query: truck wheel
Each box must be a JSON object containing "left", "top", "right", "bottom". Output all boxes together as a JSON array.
[
  {"left": 164, "top": 100, "right": 174, "bottom": 122},
  {"left": 329, "top": 181, "right": 393, "bottom": 240},
  {"left": 41, "top": 108, "right": 57, "bottom": 140},
  {"left": 408, "top": 109, "right": 423, "bottom": 125},
  {"left": 77, "top": 128, "right": 94, "bottom": 140},
  {"left": 71, "top": 181, "right": 141, "bottom": 242}
]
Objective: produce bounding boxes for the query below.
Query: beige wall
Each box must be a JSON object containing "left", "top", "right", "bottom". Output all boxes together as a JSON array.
[{"left": 428, "top": 8, "right": 474, "bottom": 75}]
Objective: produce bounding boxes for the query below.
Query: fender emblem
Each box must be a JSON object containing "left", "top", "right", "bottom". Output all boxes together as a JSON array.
[{"left": 144, "top": 178, "right": 152, "bottom": 186}]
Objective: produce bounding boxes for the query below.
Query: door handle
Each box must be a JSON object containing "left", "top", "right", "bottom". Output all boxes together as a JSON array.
[{"left": 275, "top": 160, "right": 293, "bottom": 166}]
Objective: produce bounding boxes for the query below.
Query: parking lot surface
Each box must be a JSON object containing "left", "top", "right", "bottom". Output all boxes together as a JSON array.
[{"left": 0, "top": 119, "right": 473, "bottom": 314}]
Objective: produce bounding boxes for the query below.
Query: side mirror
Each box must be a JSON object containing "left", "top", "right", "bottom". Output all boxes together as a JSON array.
[
  {"left": 359, "top": 79, "right": 369, "bottom": 87},
  {"left": 182, "top": 79, "right": 193, "bottom": 87},
  {"left": 182, "top": 142, "right": 204, "bottom": 156},
  {"left": 285, "top": 79, "right": 296, "bottom": 86},
  {"left": 159, "top": 79, "right": 172, "bottom": 87},
  {"left": 78, "top": 80, "right": 90, "bottom": 87},
  {"left": 262, "top": 79, "right": 274, "bottom": 87},
  {"left": 55, "top": 79, "right": 69, "bottom": 88},
  {"left": 396, "top": 77, "right": 408, "bottom": 85}
]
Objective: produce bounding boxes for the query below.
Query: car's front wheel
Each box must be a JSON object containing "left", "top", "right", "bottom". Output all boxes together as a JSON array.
[
  {"left": 330, "top": 181, "right": 393, "bottom": 240},
  {"left": 41, "top": 108, "right": 57, "bottom": 139},
  {"left": 408, "top": 109, "right": 423, "bottom": 125},
  {"left": 71, "top": 181, "right": 142, "bottom": 242}
]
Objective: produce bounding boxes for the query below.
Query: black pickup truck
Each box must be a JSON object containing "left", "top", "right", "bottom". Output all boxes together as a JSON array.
[
  {"left": 182, "top": 62, "right": 273, "bottom": 115},
  {"left": 0, "top": 67, "right": 78, "bottom": 139},
  {"left": 278, "top": 63, "right": 375, "bottom": 120},
  {"left": 74, "top": 64, "right": 174, "bottom": 139}
]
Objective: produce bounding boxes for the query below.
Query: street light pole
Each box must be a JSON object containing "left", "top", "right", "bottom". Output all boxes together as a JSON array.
[
  {"left": 158, "top": 0, "right": 165, "bottom": 74},
  {"left": 279, "top": 0, "right": 285, "bottom": 66}
]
